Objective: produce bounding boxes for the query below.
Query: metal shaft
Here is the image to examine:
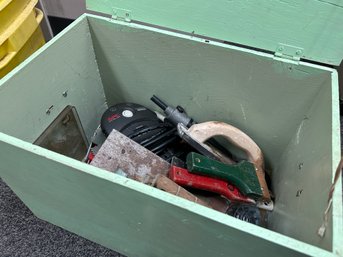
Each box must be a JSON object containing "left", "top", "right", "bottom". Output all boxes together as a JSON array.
[{"left": 151, "top": 95, "right": 168, "bottom": 111}]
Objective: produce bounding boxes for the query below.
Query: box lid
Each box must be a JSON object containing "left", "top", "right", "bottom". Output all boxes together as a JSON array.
[{"left": 86, "top": 0, "right": 343, "bottom": 65}]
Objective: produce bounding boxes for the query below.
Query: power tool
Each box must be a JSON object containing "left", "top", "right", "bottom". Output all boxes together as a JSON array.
[
  {"left": 151, "top": 95, "right": 233, "bottom": 159},
  {"left": 100, "top": 102, "right": 190, "bottom": 162}
]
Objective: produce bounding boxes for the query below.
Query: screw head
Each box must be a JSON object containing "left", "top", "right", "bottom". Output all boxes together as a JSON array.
[
  {"left": 296, "top": 50, "right": 302, "bottom": 55},
  {"left": 62, "top": 91, "right": 68, "bottom": 97}
]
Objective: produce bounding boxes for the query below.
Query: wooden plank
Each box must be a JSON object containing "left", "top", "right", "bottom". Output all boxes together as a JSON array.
[
  {"left": 90, "top": 129, "right": 170, "bottom": 182},
  {"left": 269, "top": 82, "right": 334, "bottom": 250},
  {"left": 87, "top": 0, "right": 343, "bottom": 65}
]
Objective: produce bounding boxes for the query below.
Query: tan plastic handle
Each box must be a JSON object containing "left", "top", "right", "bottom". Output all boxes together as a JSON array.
[{"left": 188, "top": 121, "right": 271, "bottom": 201}]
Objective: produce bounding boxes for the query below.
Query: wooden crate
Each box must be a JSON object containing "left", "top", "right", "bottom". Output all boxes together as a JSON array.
[{"left": 0, "top": 1, "right": 342, "bottom": 256}]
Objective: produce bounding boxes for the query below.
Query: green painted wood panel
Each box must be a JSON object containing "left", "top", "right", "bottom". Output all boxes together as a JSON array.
[
  {"left": 0, "top": 133, "right": 335, "bottom": 257},
  {"left": 86, "top": 0, "right": 343, "bottom": 65},
  {"left": 0, "top": 17, "right": 107, "bottom": 142},
  {"left": 269, "top": 78, "right": 334, "bottom": 251}
]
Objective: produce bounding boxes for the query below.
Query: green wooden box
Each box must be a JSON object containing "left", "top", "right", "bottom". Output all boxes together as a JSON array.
[{"left": 0, "top": 1, "right": 342, "bottom": 256}]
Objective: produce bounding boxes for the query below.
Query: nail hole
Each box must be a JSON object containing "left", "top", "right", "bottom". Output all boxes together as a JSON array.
[{"left": 296, "top": 189, "right": 303, "bottom": 197}]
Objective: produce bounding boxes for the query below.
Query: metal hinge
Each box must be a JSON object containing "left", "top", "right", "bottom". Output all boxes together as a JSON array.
[
  {"left": 111, "top": 8, "right": 132, "bottom": 22},
  {"left": 274, "top": 43, "right": 304, "bottom": 63}
]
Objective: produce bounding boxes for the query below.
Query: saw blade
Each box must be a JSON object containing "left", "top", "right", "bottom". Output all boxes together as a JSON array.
[{"left": 177, "top": 123, "right": 220, "bottom": 161}]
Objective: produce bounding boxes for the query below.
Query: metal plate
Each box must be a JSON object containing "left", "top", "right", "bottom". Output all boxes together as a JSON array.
[{"left": 34, "top": 105, "right": 88, "bottom": 161}]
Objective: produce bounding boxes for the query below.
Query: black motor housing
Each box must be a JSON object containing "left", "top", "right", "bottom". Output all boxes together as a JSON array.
[
  {"left": 101, "top": 103, "right": 160, "bottom": 136},
  {"left": 101, "top": 103, "right": 187, "bottom": 162}
]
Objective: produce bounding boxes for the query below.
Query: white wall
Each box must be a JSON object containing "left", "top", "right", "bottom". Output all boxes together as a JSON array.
[{"left": 40, "top": 0, "right": 86, "bottom": 19}]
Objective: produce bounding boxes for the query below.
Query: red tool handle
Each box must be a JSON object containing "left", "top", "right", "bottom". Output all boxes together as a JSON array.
[{"left": 169, "top": 165, "right": 255, "bottom": 204}]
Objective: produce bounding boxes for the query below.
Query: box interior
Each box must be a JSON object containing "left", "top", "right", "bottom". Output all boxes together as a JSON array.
[{"left": 0, "top": 15, "right": 338, "bottom": 252}]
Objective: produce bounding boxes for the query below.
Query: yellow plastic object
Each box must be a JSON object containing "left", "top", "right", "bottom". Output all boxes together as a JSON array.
[
  {"left": 0, "top": 0, "right": 12, "bottom": 10},
  {"left": 0, "top": 8, "right": 45, "bottom": 78},
  {"left": 0, "top": 0, "right": 37, "bottom": 34},
  {"left": 0, "top": 26, "right": 45, "bottom": 78}
]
